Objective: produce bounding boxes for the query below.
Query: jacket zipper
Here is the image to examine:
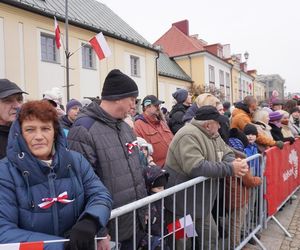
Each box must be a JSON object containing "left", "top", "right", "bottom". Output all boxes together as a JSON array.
[{"left": 48, "top": 166, "right": 59, "bottom": 235}]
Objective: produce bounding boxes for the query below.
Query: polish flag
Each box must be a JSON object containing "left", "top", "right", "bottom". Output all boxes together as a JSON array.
[
  {"left": 0, "top": 241, "right": 44, "bottom": 250},
  {"left": 167, "top": 214, "right": 197, "bottom": 240},
  {"left": 89, "top": 32, "right": 112, "bottom": 60},
  {"left": 249, "top": 82, "right": 253, "bottom": 91},
  {"left": 54, "top": 17, "right": 61, "bottom": 49}
]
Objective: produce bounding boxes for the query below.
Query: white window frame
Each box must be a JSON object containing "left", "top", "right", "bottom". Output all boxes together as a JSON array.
[
  {"left": 40, "top": 33, "right": 60, "bottom": 63},
  {"left": 130, "top": 55, "right": 140, "bottom": 77},
  {"left": 209, "top": 65, "right": 215, "bottom": 83},
  {"left": 82, "top": 43, "right": 96, "bottom": 70}
]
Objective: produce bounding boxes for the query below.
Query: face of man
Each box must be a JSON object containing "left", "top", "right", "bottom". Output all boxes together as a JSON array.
[
  {"left": 217, "top": 104, "right": 225, "bottom": 115},
  {"left": 67, "top": 106, "right": 80, "bottom": 123},
  {"left": 292, "top": 111, "right": 300, "bottom": 119},
  {"left": 206, "top": 120, "right": 220, "bottom": 137},
  {"left": 249, "top": 101, "right": 258, "bottom": 114},
  {"left": 0, "top": 94, "right": 23, "bottom": 126},
  {"left": 117, "top": 97, "right": 137, "bottom": 119},
  {"left": 145, "top": 104, "right": 160, "bottom": 117},
  {"left": 184, "top": 94, "right": 193, "bottom": 106}
]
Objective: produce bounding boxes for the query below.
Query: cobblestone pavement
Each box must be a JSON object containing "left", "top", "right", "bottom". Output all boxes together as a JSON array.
[
  {"left": 242, "top": 189, "right": 300, "bottom": 250},
  {"left": 280, "top": 195, "right": 300, "bottom": 250}
]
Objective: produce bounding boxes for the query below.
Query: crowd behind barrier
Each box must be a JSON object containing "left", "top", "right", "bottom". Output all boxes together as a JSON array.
[{"left": 0, "top": 135, "right": 299, "bottom": 249}]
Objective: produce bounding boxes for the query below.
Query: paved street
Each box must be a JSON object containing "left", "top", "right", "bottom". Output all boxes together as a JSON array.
[{"left": 244, "top": 189, "right": 300, "bottom": 250}]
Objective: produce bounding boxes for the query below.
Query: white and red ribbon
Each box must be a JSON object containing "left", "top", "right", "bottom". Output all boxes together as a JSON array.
[
  {"left": 126, "top": 141, "right": 138, "bottom": 154},
  {"left": 38, "top": 191, "right": 74, "bottom": 209}
]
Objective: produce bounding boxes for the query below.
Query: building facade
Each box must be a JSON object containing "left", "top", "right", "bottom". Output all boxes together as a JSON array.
[
  {"left": 257, "top": 74, "right": 285, "bottom": 100},
  {"left": 0, "top": 0, "right": 158, "bottom": 104}
]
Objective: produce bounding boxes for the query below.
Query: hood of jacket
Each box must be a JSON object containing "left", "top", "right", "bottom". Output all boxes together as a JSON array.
[
  {"left": 169, "top": 103, "right": 189, "bottom": 117},
  {"left": 234, "top": 101, "right": 250, "bottom": 114},
  {"left": 6, "top": 117, "right": 73, "bottom": 185},
  {"left": 59, "top": 115, "right": 73, "bottom": 128}
]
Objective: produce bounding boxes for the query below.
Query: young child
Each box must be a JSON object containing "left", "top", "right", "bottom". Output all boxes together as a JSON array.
[
  {"left": 139, "top": 166, "right": 170, "bottom": 250},
  {"left": 226, "top": 128, "right": 262, "bottom": 248},
  {"left": 136, "top": 137, "right": 156, "bottom": 169}
]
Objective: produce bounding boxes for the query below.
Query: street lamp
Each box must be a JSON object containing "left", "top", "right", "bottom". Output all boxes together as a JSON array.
[{"left": 244, "top": 51, "right": 249, "bottom": 61}]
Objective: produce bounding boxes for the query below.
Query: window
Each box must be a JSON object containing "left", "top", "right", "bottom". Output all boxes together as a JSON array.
[
  {"left": 209, "top": 65, "right": 215, "bottom": 83},
  {"left": 226, "top": 73, "right": 230, "bottom": 101},
  {"left": 82, "top": 44, "right": 96, "bottom": 69},
  {"left": 40, "top": 33, "right": 59, "bottom": 63},
  {"left": 130, "top": 55, "right": 140, "bottom": 77},
  {"left": 219, "top": 70, "right": 224, "bottom": 86}
]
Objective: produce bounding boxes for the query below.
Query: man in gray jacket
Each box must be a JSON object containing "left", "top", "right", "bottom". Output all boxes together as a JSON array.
[
  {"left": 165, "top": 105, "right": 248, "bottom": 249},
  {"left": 68, "top": 69, "right": 147, "bottom": 249}
]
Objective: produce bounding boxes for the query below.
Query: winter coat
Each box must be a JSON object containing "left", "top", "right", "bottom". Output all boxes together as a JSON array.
[
  {"left": 231, "top": 102, "right": 276, "bottom": 147},
  {"left": 0, "top": 124, "right": 10, "bottom": 159},
  {"left": 59, "top": 115, "right": 73, "bottom": 137},
  {"left": 225, "top": 172, "right": 262, "bottom": 210},
  {"left": 226, "top": 137, "right": 261, "bottom": 210},
  {"left": 168, "top": 103, "right": 189, "bottom": 134},
  {"left": 164, "top": 118, "right": 235, "bottom": 218},
  {"left": 244, "top": 143, "right": 260, "bottom": 176},
  {"left": 289, "top": 116, "right": 300, "bottom": 136},
  {"left": 182, "top": 103, "right": 198, "bottom": 123},
  {"left": 269, "top": 123, "right": 294, "bottom": 144},
  {"left": 134, "top": 114, "right": 173, "bottom": 167},
  {"left": 67, "top": 101, "right": 147, "bottom": 241},
  {"left": 0, "top": 118, "right": 112, "bottom": 249}
]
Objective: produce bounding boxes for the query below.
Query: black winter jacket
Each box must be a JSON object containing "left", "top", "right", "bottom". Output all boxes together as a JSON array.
[
  {"left": 0, "top": 125, "right": 10, "bottom": 159},
  {"left": 67, "top": 101, "right": 147, "bottom": 241},
  {"left": 168, "top": 103, "right": 189, "bottom": 134}
]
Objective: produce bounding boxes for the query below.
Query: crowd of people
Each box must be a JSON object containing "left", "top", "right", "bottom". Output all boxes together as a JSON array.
[{"left": 0, "top": 71, "right": 300, "bottom": 250}]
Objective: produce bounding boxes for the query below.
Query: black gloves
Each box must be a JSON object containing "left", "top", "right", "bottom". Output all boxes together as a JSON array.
[
  {"left": 65, "top": 215, "right": 99, "bottom": 250},
  {"left": 287, "top": 137, "right": 295, "bottom": 145}
]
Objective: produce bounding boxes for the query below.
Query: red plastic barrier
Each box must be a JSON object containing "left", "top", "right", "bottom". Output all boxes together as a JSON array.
[{"left": 264, "top": 138, "right": 300, "bottom": 216}]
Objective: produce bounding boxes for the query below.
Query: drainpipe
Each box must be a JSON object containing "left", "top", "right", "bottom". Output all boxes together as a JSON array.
[{"left": 155, "top": 51, "right": 159, "bottom": 97}]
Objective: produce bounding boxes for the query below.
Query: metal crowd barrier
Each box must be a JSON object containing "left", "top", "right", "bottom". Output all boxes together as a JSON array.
[
  {"left": 4, "top": 147, "right": 300, "bottom": 249},
  {"left": 109, "top": 153, "right": 266, "bottom": 250}
]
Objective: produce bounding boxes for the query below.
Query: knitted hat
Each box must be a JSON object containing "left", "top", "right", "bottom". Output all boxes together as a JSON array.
[
  {"left": 66, "top": 99, "right": 82, "bottom": 114},
  {"left": 172, "top": 89, "right": 188, "bottom": 103},
  {"left": 269, "top": 111, "right": 283, "bottom": 122},
  {"left": 0, "top": 79, "right": 28, "bottom": 99},
  {"left": 243, "top": 124, "right": 258, "bottom": 136},
  {"left": 101, "top": 69, "right": 138, "bottom": 100}
]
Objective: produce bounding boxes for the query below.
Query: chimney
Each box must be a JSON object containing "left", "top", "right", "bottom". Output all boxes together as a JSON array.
[{"left": 172, "top": 20, "right": 189, "bottom": 36}]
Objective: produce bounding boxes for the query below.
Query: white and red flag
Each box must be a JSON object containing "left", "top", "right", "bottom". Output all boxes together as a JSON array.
[
  {"left": 54, "top": 16, "right": 61, "bottom": 49},
  {"left": 89, "top": 32, "right": 112, "bottom": 60},
  {"left": 0, "top": 241, "right": 43, "bottom": 250},
  {"left": 167, "top": 214, "right": 197, "bottom": 240},
  {"left": 38, "top": 191, "right": 74, "bottom": 209}
]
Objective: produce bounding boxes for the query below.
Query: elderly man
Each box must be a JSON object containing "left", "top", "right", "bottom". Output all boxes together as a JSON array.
[
  {"left": 134, "top": 95, "right": 173, "bottom": 167},
  {"left": 0, "top": 79, "right": 27, "bottom": 159},
  {"left": 232, "top": 95, "right": 284, "bottom": 149},
  {"left": 165, "top": 105, "right": 249, "bottom": 249},
  {"left": 68, "top": 69, "right": 147, "bottom": 249}
]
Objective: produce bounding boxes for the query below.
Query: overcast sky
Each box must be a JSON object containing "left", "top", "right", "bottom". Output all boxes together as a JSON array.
[{"left": 100, "top": 0, "right": 300, "bottom": 94}]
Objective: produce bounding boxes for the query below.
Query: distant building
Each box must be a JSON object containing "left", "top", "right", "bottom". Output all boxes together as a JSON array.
[
  {"left": 154, "top": 20, "right": 233, "bottom": 102},
  {"left": 257, "top": 74, "right": 285, "bottom": 100}
]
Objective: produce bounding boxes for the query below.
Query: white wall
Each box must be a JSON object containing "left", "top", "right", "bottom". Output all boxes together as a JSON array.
[
  {"left": 0, "top": 17, "right": 5, "bottom": 78},
  {"left": 18, "top": 22, "right": 26, "bottom": 92},
  {"left": 124, "top": 52, "right": 146, "bottom": 98},
  {"left": 79, "top": 40, "right": 101, "bottom": 99},
  {"left": 204, "top": 53, "right": 232, "bottom": 100},
  {"left": 37, "top": 29, "right": 65, "bottom": 102}
]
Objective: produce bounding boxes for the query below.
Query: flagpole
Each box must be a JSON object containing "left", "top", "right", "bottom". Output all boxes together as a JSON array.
[{"left": 65, "top": 0, "right": 70, "bottom": 102}]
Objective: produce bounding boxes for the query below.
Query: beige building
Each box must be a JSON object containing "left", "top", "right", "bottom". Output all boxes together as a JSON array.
[
  {"left": 248, "top": 70, "right": 266, "bottom": 102},
  {"left": 0, "top": 0, "right": 158, "bottom": 105},
  {"left": 157, "top": 53, "right": 192, "bottom": 110}
]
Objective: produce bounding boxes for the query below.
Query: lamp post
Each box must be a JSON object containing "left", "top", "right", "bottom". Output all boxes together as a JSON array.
[{"left": 241, "top": 51, "right": 249, "bottom": 98}]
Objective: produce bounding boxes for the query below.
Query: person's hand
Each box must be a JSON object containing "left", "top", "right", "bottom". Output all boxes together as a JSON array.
[
  {"left": 275, "top": 140, "right": 284, "bottom": 149},
  {"left": 97, "top": 234, "right": 111, "bottom": 250},
  {"left": 66, "top": 215, "right": 99, "bottom": 250},
  {"left": 232, "top": 158, "right": 249, "bottom": 177},
  {"left": 289, "top": 137, "right": 295, "bottom": 145}
]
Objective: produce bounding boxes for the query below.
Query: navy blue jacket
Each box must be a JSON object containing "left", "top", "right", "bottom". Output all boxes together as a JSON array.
[{"left": 0, "top": 119, "right": 112, "bottom": 249}]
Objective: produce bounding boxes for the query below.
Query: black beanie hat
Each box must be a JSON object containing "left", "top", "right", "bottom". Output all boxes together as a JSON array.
[
  {"left": 243, "top": 124, "right": 258, "bottom": 136},
  {"left": 101, "top": 69, "right": 138, "bottom": 100},
  {"left": 152, "top": 175, "right": 168, "bottom": 188}
]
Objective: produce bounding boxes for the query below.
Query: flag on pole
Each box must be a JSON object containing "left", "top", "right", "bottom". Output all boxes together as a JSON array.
[
  {"left": 89, "top": 32, "right": 112, "bottom": 60},
  {"left": 167, "top": 214, "right": 197, "bottom": 240},
  {"left": 54, "top": 17, "right": 61, "bottom": 49},
  {"left": 0, "top": 241, "right": 44, "bottom": 250}
]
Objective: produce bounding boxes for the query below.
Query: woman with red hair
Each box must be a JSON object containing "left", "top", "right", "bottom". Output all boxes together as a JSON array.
[{"left": 0, "top": 100, "right": 112, "bottom": 250}]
